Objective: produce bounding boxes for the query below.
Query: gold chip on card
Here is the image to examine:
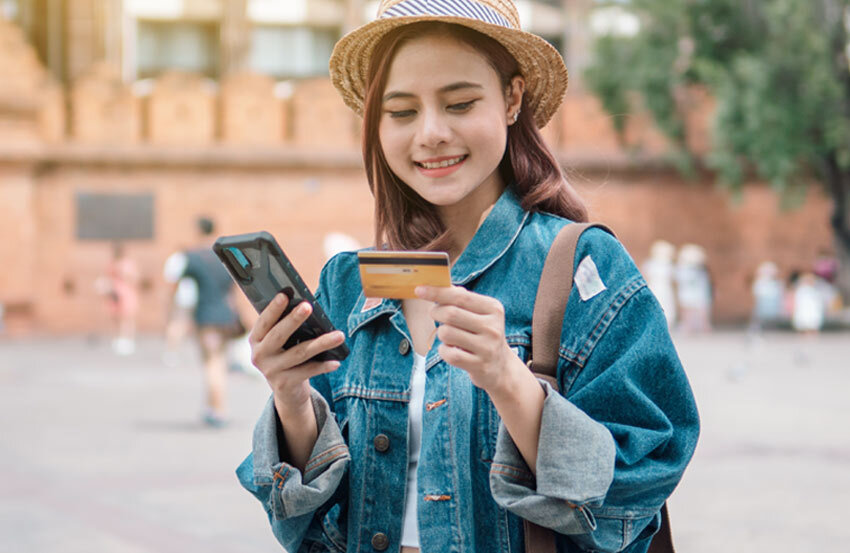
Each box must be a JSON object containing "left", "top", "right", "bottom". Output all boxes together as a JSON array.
[{"left": 357, "top": 251, "right": 452, "bottom": 299}]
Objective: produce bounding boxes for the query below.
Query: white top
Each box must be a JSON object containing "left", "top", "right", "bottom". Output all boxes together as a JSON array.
[
  {"left": 162, "top": 251, "right": 188, "bottom": 283},
  {"left": 401, "top": 352, "right": 427, "bottom": 548},
  {"left": 162, "top": 252, "right": 197, "bottom": 308}
]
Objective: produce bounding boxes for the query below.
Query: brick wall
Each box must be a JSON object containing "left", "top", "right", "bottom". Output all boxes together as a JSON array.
[
  {"left": 4, "top": 159, "right": 830, "bottom": 335},
  {"left": 23, "top": 164, "right": 374, "bottom": 334}
]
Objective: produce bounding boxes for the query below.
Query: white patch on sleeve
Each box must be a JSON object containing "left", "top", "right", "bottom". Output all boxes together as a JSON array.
[{"left": 574, "top": 255, "right": 607, "bottom": 301}]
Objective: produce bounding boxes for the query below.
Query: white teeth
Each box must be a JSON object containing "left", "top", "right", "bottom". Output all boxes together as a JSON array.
[{"left": 419, "top": 156, "right": 465, "bottom": 169}]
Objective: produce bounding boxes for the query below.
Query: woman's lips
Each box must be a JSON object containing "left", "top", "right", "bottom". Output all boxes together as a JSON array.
[{"left": 414, "top": 155, "right": 468, "bottom": 178}]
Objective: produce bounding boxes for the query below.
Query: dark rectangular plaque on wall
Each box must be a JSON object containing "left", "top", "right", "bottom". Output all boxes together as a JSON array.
[{"left": 75, "top": 192, "right": 154, "bottom": 240}]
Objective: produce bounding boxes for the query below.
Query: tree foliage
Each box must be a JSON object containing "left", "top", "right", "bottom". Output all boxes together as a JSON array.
[{"left": 585, "top": 0, "right": 850, "bottom": 206}]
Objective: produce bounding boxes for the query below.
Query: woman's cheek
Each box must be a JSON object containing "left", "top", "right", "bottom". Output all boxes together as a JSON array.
[{"left": 379, "top": 126, "right": 407, "bottom": 169}]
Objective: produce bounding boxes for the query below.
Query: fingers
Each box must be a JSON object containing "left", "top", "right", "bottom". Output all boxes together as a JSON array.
[
  {"left": 278, "top": 329, "right": 346, "bottom": 368},
  {"left": 277, "top": 359, "right": 342, "bottom": 384},
  {"left": 436, "top": 323, "right": 479, "bottom": 353},
  {"left": 430, "top": 303, "right": 486, "bottom": 333},
  {"left": 251, "top": 298, "right": 313, "bottom": 361},
  {"left": 415, "top": 285, "right": 498, "bottom": 315},
  {"left": 250, "top": 293, "right": 346, "bottom": 375},
  {"left": 263, "top": 301, "right": 312, "bottom": 350},
  {"left": 438, "top": 343, "right": 477, "bottom": 368},
  {"left": 252, "top": 327, "right": 345, "bottom": 392},
  {"left": 250, "top": 292, "right": 290, "bottom": 345}
]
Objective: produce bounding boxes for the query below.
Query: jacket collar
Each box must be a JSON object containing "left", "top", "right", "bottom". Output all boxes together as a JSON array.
[
  {"left": 347, "top": 186, "right": 529, "bottom": 335},
  {"left": 450, "top": 185, "right": 529, "bottom": 286}
]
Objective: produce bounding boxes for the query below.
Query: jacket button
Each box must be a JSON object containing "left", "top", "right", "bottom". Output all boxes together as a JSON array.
[
  {"left": 398, "top": 338, "right": 411, "bottom": 355},
  {"left": 371, "top": 532, "right": 389, "bottom": 551},
  {"left": 373, "top": 433, "right": 390, "bottom": 452}
]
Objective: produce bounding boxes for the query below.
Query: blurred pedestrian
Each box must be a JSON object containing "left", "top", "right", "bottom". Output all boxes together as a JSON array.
[
  {"left": 783, "top": 270, "right": 801, "bottom": 320},
  {"left": 750, "top": 261, "right": 784, "bottom": 333},
  {"left": 163, "top": 217, "right": 244, "bottom": 427},
  {"left": 813, "top": 251, "right": 839, "bottom": 284},
  {"left": 812, "top": 251, "right": 843, "bottom": 321},
  {"left": 792, "top": 271, "right": 826, "bottom": 335},
  {"left": 97, "top": 242, "right": 140, "bottom": 356},
  {"left": 675, "top": 244, "right": 712, "bottom": 333},
  {"left": 791, "top": 270, "right": 826, "bottom": 366},
  {"left": 161, "top": 269, "right": 198, "bottom": 367},
  {"left": 642, "top": 239, "right": 677, "bottom": 328}
]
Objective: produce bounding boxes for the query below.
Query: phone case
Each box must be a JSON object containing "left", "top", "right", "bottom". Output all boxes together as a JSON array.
[{"left": 212, "top": 231, "right": 349, "bottom": 362}]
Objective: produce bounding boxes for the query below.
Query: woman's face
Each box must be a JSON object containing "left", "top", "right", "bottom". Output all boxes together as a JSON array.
[{"left": 378, "top": 34, "right": 520, "bottom": 210}]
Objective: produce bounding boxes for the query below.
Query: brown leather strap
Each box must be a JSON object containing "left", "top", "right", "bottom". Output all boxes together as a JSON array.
[
  {"left": 524, "top": 223, "right": 612, "bottom": 553},
  {"left": 524, "top": 520, "right": 556, "bottom": 553},
  {"left": 525, "top": 222, "right": 675, "bottom": 553},
  {"left": 525, "top": 506, "right": 673, "bottom": 553},
  {"left": 647, "top": 503, "right": 675, "bottom": 553},
  {"left": 530, "top": 223, "right": 613, "bottom": 381}
]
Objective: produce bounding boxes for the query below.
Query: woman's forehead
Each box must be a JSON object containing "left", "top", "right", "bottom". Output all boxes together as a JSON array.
[{"left": 384, "top": 34, "right": 500, "bottom": 95}]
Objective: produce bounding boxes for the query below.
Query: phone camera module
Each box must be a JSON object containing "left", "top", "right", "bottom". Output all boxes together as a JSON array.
[
  {"left": 226, "top": 247, "right": 251, "bottom": 269},
  {"left": 224, "top": 247, "right": 253, "bottom": 283}
]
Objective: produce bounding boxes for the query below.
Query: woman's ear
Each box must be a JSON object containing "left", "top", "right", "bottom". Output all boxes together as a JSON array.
[{"left": 506, "top": 76, "right": 526, "bottom": 125}]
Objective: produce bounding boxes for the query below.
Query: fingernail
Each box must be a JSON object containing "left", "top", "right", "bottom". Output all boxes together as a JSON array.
[
  {"left": 275, "top": 293, "right": 285, "bottom": 306},
  {"left": 299, "top": 302, "right": 311, "bottom": 314},
  {"left": 414, "top": 286, "right": 425, "bottom": 297}
]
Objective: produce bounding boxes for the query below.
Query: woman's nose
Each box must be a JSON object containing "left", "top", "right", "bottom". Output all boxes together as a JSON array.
[{"left": 417, "top": 108, "right": 452, "bottom": 148}]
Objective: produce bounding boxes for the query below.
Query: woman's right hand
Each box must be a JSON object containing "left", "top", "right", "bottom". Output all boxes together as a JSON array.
[{"left": 249, "top": 292, "right": 345, "bottom": 415}]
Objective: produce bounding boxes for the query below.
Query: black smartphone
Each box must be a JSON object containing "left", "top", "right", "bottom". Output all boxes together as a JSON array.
[{"left": 212, "top": 231, "right": 349, "bottom": 362}]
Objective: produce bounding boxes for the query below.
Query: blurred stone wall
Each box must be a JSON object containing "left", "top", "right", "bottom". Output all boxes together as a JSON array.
[{"left": 0, "top": 18, "right": 834, "bottom": 335}]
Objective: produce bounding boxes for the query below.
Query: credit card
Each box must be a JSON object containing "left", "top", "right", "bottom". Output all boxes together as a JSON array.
[{"left": 357, "top": 251, "right": 452, "bottom": 299}]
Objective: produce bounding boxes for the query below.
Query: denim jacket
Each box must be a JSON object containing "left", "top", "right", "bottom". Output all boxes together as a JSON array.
[{"left": 237, "top": 187, "right": 700, "bottom": 553}]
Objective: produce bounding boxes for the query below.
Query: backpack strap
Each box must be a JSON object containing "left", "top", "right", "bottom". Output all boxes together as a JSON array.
[
  {"left": 523, "top": 222, "right": 612, "bottom": 553},
  {"left": 523, "top": 222, "right": 675, "bottom": 553},
  {"left": 647, "top": 503, "right": 676, "bottom": 553},
  {"left": 529, "top": 222, "right": 613, "bottom": 385}
]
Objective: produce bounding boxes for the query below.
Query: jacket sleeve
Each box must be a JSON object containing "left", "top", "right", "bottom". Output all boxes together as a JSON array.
[
  {"left": 489, "top": 229, "right": 700, "bottom": 552},
  {"left": 236, "top": 388, "right": 349, "bottom": 551},
  {"left": 236, "top": 252, "right": 356, "bottom": 551},
  {"left": 489, "top": 378, "right": 615, "bottom": 535}
]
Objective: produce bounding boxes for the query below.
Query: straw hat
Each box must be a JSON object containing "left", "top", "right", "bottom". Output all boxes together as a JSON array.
[{"left": 329, "top": 0, "right": 568, "bottom": 128}]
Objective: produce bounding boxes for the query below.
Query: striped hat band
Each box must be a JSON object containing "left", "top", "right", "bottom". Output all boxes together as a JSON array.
[{"left": 381, "top": 0, "right": 512, "bottom": 29}]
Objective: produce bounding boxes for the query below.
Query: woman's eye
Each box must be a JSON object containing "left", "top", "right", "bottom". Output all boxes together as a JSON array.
[
  {"left": 388, "top": 109, "right": 416, "bottom": 119},
  {"left": 448, "top": 100, "right": 476, "bottom": 112}
]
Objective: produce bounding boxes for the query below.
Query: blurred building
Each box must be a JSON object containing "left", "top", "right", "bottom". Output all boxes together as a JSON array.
[
  {"left": 0, "top": 0, "right": 835, "bottom": 335},
  {"left": 4, "top": 1, "right": 582, "bottom": 83}
]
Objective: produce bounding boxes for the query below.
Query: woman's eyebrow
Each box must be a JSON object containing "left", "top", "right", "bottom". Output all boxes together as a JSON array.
[{"left": 383, "top": 81, "right": 484, "bottom": 102}]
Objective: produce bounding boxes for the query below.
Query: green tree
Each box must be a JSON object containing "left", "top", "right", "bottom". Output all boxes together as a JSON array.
[{"left": 585, "top": 0, "right": 850, "bottom": 300}]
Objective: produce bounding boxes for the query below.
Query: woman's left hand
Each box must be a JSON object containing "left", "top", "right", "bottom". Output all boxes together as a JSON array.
[{"left": 415, "top": 285, "right": 521, "bottom": 393}]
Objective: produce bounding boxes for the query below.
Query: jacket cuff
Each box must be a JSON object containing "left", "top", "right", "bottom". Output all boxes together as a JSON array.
[
  {"left": 251, "top": 388, "right": 349, "bottom": 520},
  {"left": 489, "top": 379, "right": 616, "bottom": 534}
]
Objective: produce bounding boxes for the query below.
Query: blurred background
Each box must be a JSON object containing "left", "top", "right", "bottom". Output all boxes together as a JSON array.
[
  {"left": 0, "top": 0, "right": 847, "bottom": 336},
  {"left": 0, "top": 1, "right": 849, "bottom": 552}
]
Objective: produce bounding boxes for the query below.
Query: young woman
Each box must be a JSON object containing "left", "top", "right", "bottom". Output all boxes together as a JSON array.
[{"left": 238, "top": 2, "right": 699, "bottom": 552}]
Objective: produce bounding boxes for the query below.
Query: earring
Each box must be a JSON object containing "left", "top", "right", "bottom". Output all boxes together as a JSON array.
[{"left": 511, "top": 108, "right": 521, "bottom": 124}]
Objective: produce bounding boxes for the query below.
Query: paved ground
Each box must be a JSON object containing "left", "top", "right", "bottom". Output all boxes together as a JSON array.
[{"left": 1, "top": 330, "right": 848, "bottom": 552}]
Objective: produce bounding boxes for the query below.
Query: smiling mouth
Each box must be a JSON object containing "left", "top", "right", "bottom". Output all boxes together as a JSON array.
[{"left": 414, "top": 155, "right": 468, "bottom": 169}]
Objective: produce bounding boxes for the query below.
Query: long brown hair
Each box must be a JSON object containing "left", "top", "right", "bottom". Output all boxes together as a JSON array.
[{"left": 362, "top": 22, "right": 587, "bottom": 251}]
